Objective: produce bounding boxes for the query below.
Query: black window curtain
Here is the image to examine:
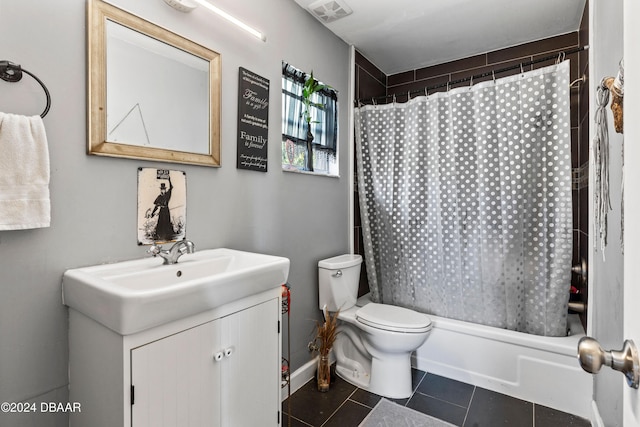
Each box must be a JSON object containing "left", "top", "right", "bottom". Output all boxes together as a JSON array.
[{"left": 282, "top": 62, "right": 338, "bottom": 152}]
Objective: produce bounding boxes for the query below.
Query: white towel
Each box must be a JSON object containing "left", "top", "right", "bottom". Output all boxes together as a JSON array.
[{"left": 0, "top": 112, "right": 50, "bottom": 230}]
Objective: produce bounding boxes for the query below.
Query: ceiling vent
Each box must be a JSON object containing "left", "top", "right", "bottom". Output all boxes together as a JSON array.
[{"left": 307, "top": 0, "right": 353, "bottom": 24}]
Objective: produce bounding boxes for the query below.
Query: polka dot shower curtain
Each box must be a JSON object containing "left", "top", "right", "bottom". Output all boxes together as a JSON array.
[{"left": 355, "top": 61, "right": 572, "bottom": 336}]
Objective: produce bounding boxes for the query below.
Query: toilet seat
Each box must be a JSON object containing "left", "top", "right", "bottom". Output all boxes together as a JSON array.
[{"left": 356, "top": 303, "right": 432, "bottom": 333}]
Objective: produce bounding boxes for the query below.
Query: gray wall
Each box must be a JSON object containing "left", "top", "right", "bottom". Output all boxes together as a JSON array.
[
  {"left": 590, "top": 0, "right": 624, "bottom": 425},
  {"left": 0, "top": 0, "right": 350, "bottom": 425}
]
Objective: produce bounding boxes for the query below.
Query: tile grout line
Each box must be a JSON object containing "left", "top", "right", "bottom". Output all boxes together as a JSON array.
[
  {"left": 532, "top": 403, "right": 536, "bottom": 427},
  {"left": 461, "top": 386, "right": 476, "bottom": 427},
  {"left": 411, "top": 390, "right": 470, "bottom": 411},
  {"left": 285, "top": 413, "right": 314, "bottom": 427},
  {"left": 407, "top": 371, "right": 428, "bottom": 406},
  {"left": 347, "top": 398, "right": 377, "bottom": 410},
  {"left": 320, "top": 388, "right": 360, "bottom": 427}
]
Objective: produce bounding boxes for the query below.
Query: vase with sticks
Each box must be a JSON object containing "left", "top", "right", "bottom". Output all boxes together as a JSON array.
[{"left": 313, "top": 307, "right": 339, "bottom": 392}]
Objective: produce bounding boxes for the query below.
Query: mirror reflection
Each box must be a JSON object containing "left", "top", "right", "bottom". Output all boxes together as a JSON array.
[{"left": 106, "top": 21, "right": 209, "bottom": 154}]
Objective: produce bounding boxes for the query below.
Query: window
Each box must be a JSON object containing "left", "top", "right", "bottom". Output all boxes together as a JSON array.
[{"left": 281, "top": 62, "right": 338, "bottom": 175}]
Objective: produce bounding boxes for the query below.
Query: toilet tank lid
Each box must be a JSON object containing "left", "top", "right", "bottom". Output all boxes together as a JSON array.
[{"left": 318, "top": 254, "right": 362, "bottom": 269}]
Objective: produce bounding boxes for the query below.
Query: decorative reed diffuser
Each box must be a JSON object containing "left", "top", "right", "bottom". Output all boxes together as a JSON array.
[{"left": 314, "top": 307, "right": 339, "bottom": 392}]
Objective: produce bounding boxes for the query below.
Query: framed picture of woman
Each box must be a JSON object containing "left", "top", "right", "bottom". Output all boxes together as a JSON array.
[{"left": 137, "top": 168, "right": 186, "bottom": 245}]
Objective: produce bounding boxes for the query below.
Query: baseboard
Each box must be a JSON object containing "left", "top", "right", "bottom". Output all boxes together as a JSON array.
[
  {"left": 281, "top": 357, "right": 317, "bottom": 402},
  {"left": 590, "top": 401, "right": 604, "bottom": 427}
]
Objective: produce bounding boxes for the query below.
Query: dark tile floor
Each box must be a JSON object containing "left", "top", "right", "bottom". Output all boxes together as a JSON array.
[{"left": 282, "top": 369, "right": 590, "bottom": 427}]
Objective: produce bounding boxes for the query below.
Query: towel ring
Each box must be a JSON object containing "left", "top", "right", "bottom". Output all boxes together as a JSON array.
[{"left": 0, "top": 60, "right": 51, "bottom": 118}]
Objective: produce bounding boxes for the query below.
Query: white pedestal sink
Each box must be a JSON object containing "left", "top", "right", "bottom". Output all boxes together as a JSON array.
[{"left": 62, "top": 248, "right": 290, "bottom": 335}]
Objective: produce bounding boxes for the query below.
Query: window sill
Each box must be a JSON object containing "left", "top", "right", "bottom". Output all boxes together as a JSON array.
[{"left": 282, "top": 165, "right": 339, "bottom": 178}]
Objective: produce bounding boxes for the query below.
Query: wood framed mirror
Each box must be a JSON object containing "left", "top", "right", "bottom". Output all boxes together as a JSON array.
[{"left": 88, "top": 0, "right": 221, "bottom": 166}]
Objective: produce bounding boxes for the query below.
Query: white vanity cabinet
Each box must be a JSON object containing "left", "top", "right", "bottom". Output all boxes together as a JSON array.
[{"left": 68, "top": 288, "right": 282, "bottom": 427}]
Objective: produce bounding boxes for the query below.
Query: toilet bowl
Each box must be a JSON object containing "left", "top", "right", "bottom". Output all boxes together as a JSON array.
[{"left": 318, "top": 255, "right": 432, "bottom": 399}]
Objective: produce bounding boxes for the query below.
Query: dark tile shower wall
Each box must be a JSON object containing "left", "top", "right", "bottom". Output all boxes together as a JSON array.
[
  {"left": 354, "top": 51, "right": 386, "bottom": 297},
  {"left": 353, "top": 4, "right": 590, "bottom": 327}
]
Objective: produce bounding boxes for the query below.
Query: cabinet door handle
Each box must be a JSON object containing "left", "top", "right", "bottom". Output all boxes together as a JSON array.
[
  {"left": 213, "top": 351, "right": 224, "bottom": 362},
  {"left": 224, "top": 347, "right": 234, "bottom": 358}
]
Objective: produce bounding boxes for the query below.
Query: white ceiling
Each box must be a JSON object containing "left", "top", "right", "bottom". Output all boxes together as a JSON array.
[{"left": 293, "top": 0, "right": 587, "bottom": 75}]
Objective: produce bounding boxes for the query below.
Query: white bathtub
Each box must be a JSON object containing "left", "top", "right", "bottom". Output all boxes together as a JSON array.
[{"left": 412, "top": 313, "right": 592, "bottom": 418}]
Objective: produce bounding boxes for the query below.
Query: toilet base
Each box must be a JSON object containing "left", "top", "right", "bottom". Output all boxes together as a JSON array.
[
  {"left": 368, "top": 353, "right": 413, "bottom": 398},
  {"left": 333, "top": 321, "right": 419, "bottom": 399},
  {"left": 335, "top": 353, "right": 414, "bottom": 399},
  {"left": 335, "top": 364, "right": 371, "bottom": 390}
]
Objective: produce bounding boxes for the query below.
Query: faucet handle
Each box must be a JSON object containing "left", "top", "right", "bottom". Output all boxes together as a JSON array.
[
  {"left": 174, "top": 239, "right": 195, "bottom": 253},
  {"left": 147, "top": 244, "right": 163, "bottom": 256}
]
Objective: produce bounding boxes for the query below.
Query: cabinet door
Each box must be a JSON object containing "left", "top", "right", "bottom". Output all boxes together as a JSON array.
[
  {"left": 131, "top": 320, "right": 221, "bottom": 427},
  {"left": 130, "top": 297, "right": 280, "bottom": 427},
  {"left": 220, "top": 298, "right": 280, "bottom": 426}
]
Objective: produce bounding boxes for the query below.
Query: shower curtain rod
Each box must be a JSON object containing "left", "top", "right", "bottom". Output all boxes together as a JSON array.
[{"left": 357, "top": 45, "right": 589, "bottom": 105}]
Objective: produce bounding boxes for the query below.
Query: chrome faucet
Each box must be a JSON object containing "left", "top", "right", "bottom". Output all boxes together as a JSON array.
[{"left": 147, "top": 240, "right": 195, "bottom": 264}]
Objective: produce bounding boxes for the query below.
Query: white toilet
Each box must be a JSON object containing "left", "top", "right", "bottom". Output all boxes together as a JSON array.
[{"left": 318, "top": 254, "right": 432, "bottom": 399}]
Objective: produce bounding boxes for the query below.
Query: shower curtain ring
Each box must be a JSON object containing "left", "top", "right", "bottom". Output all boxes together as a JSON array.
[
  {"left": 492, "top": 70, "right": 496, "bottom": 83},
  {"left": 392, "top": 93, "right": 396, "bottom": 103},
  {"left": 372, "top": 97, "right": 376, "bottom": 106},
  {"left": 520, "top": 63, "right": 524, "bottom": 74},
  {"left": 425, "top": 87, "right": 428, "bottom": 97},
  {"left": 446, "top": 81, "right": 451, "bottom": 91},
  {"left": 407, "top": 90, "right": 411, "bottom": 100},
  {"left": 469, "top": 75, "right": 473, "bottom": 87}
]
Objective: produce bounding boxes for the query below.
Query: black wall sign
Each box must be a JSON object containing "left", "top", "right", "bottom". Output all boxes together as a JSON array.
[{"left": 237, "top": 67, "right": 269, "bottom": 171}]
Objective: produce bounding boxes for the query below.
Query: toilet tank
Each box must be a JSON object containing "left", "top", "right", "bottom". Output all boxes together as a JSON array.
[{"left": 318, "top": 254, "right": 362, "bottom": 311}]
